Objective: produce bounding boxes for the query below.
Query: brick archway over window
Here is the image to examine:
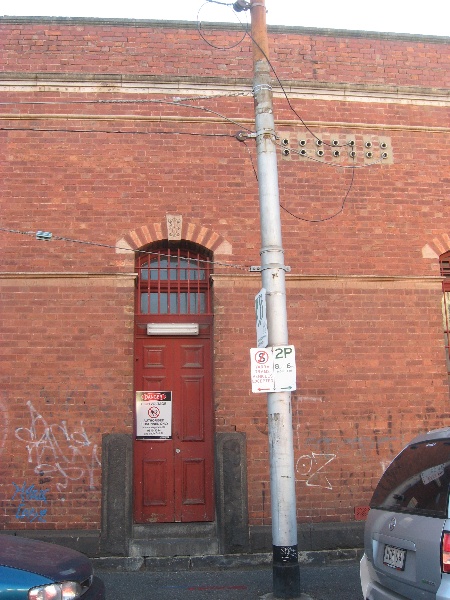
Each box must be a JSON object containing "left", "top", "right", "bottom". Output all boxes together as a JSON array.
[
  {"left": 422, "top": 235, "right": 450, "bottom": 261},
  {"left": 116, "top": 218, "right": 232, "bottom": 256}
]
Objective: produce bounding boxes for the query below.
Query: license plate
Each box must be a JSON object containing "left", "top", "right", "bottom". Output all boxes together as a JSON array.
[{"left": 383, "top": 544, "right": 406, "bottom": 570}]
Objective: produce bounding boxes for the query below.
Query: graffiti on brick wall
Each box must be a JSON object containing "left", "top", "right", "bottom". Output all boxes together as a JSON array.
[
  {"left": 0, "top": 398, "right": 8, "bottom": 458},
  {"left": 11, "top": 481, "right": 48, "bottom": 523},
  {"left": 296, "top": 452, "right": 336, "bottom": 490},
  {"left": 15, "top": 401, "right": 101, "bottom": 497}
]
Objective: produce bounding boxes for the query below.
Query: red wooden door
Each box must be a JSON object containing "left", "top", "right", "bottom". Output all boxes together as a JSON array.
[{"left": 133, "top": 334, "right": 214, "bottom": 523}]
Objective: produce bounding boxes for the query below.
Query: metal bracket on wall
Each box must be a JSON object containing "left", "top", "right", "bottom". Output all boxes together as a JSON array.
[
  {"left": 235, "top": 131, "right": 257, "bottom": 141},
  {"left": 250, "top": 265, "right": 291, "bottom": 273}
]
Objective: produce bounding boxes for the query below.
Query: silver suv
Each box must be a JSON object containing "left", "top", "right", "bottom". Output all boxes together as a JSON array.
[{"left": 361, "top": 427, "right": 450, "bottom": 599}]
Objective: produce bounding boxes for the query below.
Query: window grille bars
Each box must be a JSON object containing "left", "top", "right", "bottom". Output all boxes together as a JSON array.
[{"left": 136, "top": 245, "right": 212, "bottom": 316}]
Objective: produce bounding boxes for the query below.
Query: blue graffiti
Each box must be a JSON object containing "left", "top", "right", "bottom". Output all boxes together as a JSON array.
[{"left": 12, "top": 482, "right": 48, "bottom": 523}]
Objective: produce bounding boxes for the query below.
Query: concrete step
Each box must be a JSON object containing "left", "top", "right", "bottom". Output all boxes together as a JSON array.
[{"left": 129, "top": 522, "right": 218, "bottom": 558}]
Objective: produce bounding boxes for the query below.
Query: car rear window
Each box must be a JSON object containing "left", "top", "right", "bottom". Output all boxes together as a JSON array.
[{"left": 370, "top": 439, "right": 450, "bottom": 518}]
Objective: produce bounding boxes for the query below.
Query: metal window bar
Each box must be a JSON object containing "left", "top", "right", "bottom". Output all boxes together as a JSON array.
[
  {"left": 443, "top": 293, "right": 450, "bottom": 374},
  {"left": 186, "top": 249, "right": 191, "bottom": 314},
  {"left": 441, "top": 258, "right": 450, "bottom": 278},
  {"left": 157, "top": 253, "right": 161, "bottom": 314},
  {"left": 137, "top": 246, "right": 211, "bottom": 315}
]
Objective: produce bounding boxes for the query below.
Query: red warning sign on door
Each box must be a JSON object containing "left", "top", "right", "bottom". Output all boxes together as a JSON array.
[{"left": 136, "top": 391, "right": 172, "bottom": 440}]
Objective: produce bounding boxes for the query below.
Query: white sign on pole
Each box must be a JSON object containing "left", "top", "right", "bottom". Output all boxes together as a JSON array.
[
  {"left": 250, "top": 345, "right": 296, "bottom": 393},
  {"left": 255, "top": 288, "right": 269, "bottom": 348},
  {"left": 135, "top": 391, "right": 172, "bottom": 439},
  {"left": 250, "top": 348, "right": 274, "bottom": 393},
  {"left": 273, "top": 345, "right": 296, "bottom": 391}
]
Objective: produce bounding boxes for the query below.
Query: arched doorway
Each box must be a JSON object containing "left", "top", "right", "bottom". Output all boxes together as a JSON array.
[{"left": 133, "top": 241, "right": 214, "bottom": 523}]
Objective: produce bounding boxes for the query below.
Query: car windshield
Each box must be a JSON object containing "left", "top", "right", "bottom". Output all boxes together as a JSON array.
[{"left": 370, "top": 439, "right": 450, "bottom": 518}]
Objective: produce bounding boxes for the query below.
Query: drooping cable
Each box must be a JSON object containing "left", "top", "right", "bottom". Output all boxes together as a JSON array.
[
  {"left": 0, "top": 125, "right": 236, "bottom": 139},
  {"left": 0, "top": 226, "right": 252, "bottom": 272},
  {"left": 279, "top": 162, "right": 356, "bottom": 223},
  {"left": 197, "top": 0, "right": 249, "bottom": 50}
]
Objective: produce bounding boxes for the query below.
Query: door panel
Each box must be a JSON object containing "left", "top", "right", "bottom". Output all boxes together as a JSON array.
[
  {"left": 181, "top": 376, "right": 204, "bottom": 440},
  {"left": 143, "top": 459, "right": 169, "bottom": 506},
  {"left": 134, "top": 334, "right": 214, "bottom": 523},
  {"left": 181, "top": 343, "right": 204, "bottom": 368},
  {"left": 183, "top": 459, "right": 205, "bottom": 503},
  {"left": 143, "top": 345, "right": 165, "bottom": 367}
]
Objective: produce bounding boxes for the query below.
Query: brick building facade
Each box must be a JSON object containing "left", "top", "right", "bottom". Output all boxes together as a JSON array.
[{"left": 0, "top": 16, "right": 449, "bottom": 557}]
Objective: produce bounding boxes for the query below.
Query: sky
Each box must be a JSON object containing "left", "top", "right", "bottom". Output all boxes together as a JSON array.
[{"left": 1, "top": 0, "right": 449, "bottom": 37}]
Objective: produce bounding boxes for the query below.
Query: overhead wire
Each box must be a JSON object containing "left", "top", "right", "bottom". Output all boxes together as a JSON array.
[
  {"left": 95, "top": 98, "right": 254, "bottom": 132},
  {"left": 200, "top": 0, "right": 361, "bottom": 221},
  {"left": 239, "top": 139, "right": 259, "bottom": 180},
  {"left": 0, "top": 90, "right": 254, "bottom": 107},
  {"left": 226, "top": 2, "right": 391, "bottom": 220},
  {"left": 237, "top": 129, "right": 360, "bottom": 222},
  {"left": 204, "top": 0, "right": 235, "bottom": 5},
  {"left": 0, "top": 97, "right": 254, "bottom": 134},
  {"left": 0, "top": 125, "right": 236, "bottom": 138},
  {"left": 2, "top": 4, "right": 388, "bottom": 226},
  {"left": 197, "top": 0, "right": 249, "bottom": 50},
  {"left": 279, "top": 162, "right": 356, "bottom": 223},
  {"left": 234, "top": 12, "right": 353, "bottom": 149},
  {"left": 201, "top": 0, "right": 383, "bottom": 166},
  {"left": 0, "top": 226, "right": 253, "bottom": 272}
]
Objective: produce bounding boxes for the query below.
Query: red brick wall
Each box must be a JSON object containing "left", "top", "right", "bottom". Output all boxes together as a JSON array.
[
  {"left": 0, "top": 18, "right": 449, "bottom": 533},
  {"left": 0, "top": 19, "right": 448, "bottom": 88},
  {"left": 1, "top": 277, "right": 134, "bottom": 529},
  {"left": 213, "top": 279, "right": 449, "bottom": 524}
]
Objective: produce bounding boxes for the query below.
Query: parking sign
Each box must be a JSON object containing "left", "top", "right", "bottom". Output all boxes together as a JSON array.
[{"left": 250, "top": 346, "right": 296, "bottom": 393}]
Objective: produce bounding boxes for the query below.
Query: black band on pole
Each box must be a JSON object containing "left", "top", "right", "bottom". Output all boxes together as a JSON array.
[{"left": 273, "top": 545, "right": 301, "bottom": 599}]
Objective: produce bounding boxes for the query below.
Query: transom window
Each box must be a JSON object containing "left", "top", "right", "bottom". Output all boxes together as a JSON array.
[{"left": 136, "top": 241, "right": 212, "bottom": 316}]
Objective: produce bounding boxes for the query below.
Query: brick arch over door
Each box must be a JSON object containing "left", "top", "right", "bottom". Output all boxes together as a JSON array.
[{"left": 116, "top": 219, "right": 232, "bottom": 256}]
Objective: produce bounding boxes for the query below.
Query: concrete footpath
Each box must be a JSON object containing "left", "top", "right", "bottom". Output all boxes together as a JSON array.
[{"left": 93, "top": 549, "right": 364, "bottom": 600}]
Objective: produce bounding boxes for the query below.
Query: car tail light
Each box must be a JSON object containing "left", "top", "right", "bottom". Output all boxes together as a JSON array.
[{"left": 442, "top": 531, "right": 450, "bottom": 573}]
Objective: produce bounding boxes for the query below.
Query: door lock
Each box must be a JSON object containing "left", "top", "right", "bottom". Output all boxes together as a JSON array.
[{"left": 175, "top": 448, "right": 181, "bottom": 454}]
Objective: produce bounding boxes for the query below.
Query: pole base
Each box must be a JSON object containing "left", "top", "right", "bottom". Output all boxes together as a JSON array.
[{"left": 273, "top": 545, "right": 301, "bottom": 599}]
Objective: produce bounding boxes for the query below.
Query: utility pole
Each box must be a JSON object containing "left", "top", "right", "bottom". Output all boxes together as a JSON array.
[{"left": 237, "top": 0, "right": 301, "bottom": 596}]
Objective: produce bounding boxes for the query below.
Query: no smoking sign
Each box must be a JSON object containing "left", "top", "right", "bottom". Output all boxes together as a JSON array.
[
  {"left": 250, "top": 345, "right": 296, "bottom": 393},
  {"left": 148, "top": 406, "right": 160, "bottom": 418}
]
